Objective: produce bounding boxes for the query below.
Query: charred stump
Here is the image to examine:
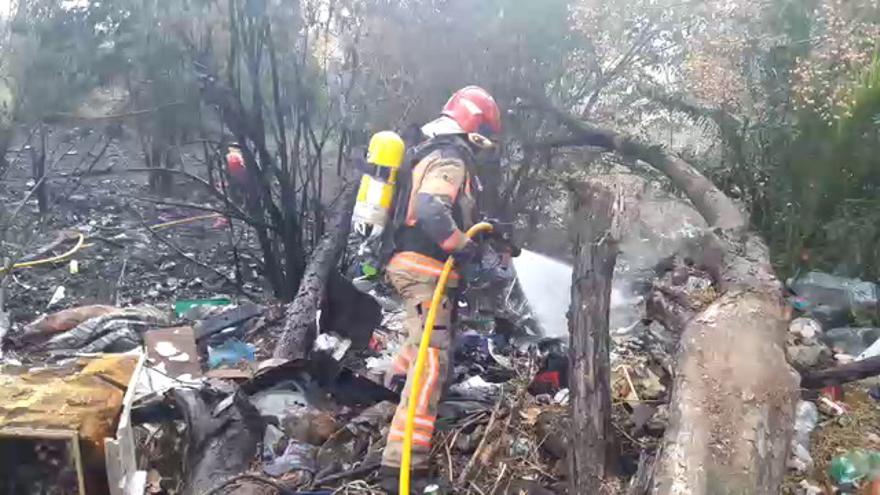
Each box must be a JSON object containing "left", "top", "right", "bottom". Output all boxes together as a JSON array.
[
  {"left": 567, "top": 181, "right": 618, "bottom": 491},
  {"left": 274, "top": 185, "right": 357, "bottom": 361}
]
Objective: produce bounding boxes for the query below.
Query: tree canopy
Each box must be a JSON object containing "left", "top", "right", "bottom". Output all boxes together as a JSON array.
[{"left": 2, "top": 0, "right": 879, "bottom": 278}]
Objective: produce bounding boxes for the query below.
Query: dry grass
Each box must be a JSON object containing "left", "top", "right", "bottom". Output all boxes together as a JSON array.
[{"left": 811, "top": 387, "right": 880, "bottom": 485}]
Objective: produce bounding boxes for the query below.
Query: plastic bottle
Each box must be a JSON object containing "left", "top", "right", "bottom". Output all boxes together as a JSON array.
[
  {"left": 789, "top": 401, "right": 820, "bottom": 472},
  {"left": 828, "top": 449, "right": 880, "bottom": 487},
  {"left": 793, "top": 401, "right": 819, "bottom": 447}
]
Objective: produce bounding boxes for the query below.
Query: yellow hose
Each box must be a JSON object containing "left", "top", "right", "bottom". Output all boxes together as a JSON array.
[
  {"left": 149, "top": 213, "right": 222, "bottom": 231},
  {"left": 400, "top": 221, "right": 494, "bottom": 495},
  {"left": 0, "top": 213, "right": 223, "bottom": 275},
  {"left": 0, "top": 233, "right": 86, "bottom": 274}
]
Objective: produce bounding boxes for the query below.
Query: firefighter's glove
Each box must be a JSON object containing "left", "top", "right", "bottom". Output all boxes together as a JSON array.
[
  {"left": 453, "top": 240, "right": 480, "bottom": 265},
  {"left": 457, "top": 244, "right": 515, "bottom": 291},
  {"left": 483, "top": 219, "right": 521, "bottom": 258}
]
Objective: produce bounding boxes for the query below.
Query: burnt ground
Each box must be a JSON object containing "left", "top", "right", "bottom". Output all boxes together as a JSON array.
[{"left": 1, "top": 126, "right": 268, "bottom": 330}]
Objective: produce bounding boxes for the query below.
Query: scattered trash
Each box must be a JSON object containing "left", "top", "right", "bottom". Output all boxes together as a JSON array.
[
  {"left": 263, "top": 424, "right": 287, "bottom": 459},
  {"left": 553, "top": 388, "right": 570, "bottom": 405},
  {"left": 40, "top": 305, "right": 170, "bottom": 352},
  {"left": 207, "top": 339, "right": 256, "bottom": 369},
  {"left": 144, "top": 326, "right": 202, "bottom": 380},
  {"left": 449, "top": 375, "right": 504, "bottom": 401},
  {"left": 789, "top": 401, "right": 818, "bottom": 473},
  {"left": 314, "top": 332, "right": 353, "bottom": 361},
  {"left": 171, "top": 387, "right": 262, "bottom": 494},
  {"left": 194, "top": 302, "right": 263, "bottom": 343},
  {"left": 822, "top": 385, "right": 844, "bottom": 401},
  {"left": 264, "top": 440, "right": 318, "bottom": 477},
  {"left": 789, "top": 271, "right": 880, "bottom": 326},
  {"left": 320, "top": 272, "right": 382, "bottom": 349},
  {"left": 528, "top": 350, "right": 568, "bottom": 395},
  {"left": 0, "top": 354, "right": 141, "bottom": 494},
  {"left": 48, "top": 285, "right": 66, "bottom": 307},
  {"left": 817, "top": 396, "right": 849, "bottom": 417},
  {"left": 250, "top": 382, "right": 310, "bottom": 423},
  {"left": 22, "top": 304, "right": 118, "bottom": 338},
  {"left": 859, "top": 336, "right": 880, "bottom": 361},
  {"left": 828, "top": 449, "right": 880, "bottom": 487},
  {"left": 174, "top": 298, "right": 232, "bottom": 318}
]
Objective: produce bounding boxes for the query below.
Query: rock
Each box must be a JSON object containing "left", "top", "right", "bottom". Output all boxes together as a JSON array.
[
  {"left": 822, "top": 327, "right": 880, "bottom": 356},
  {"left": 789, "top": 317, "right": 822, "bottom": 341},
  {"left": 789, "top": 271, "right": 880, "bottom": 325},
  {"left": 787, "top": 344, "right": 830, "bottom": 371}
]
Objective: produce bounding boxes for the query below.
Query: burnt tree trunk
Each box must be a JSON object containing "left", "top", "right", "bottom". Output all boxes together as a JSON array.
[
  {"left": 273, "top": 185, "right": 357, "bottom": 361},
  {"left": 30, "top": 123, "right": 49, "bottom": 214},
  {"left": 535, "top": 100, "right": 798, "bottom": 494},
  {"left": 567, "top": 180, "right": 621, "bottom": 491},
  {"left": 801, "top": 355, "right": 880, "bottom": 389}
]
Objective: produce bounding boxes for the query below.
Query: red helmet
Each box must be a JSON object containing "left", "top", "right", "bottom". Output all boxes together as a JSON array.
[{"left": 442, "top": 86, "right": 502, "bottom": 136}]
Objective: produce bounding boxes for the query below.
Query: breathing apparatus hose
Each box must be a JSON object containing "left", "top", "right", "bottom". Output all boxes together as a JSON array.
[{"left": 399, "top": 221, "right": 494, "bottom": 495}]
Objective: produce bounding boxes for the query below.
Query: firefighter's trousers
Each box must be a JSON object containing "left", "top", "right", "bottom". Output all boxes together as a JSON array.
[{"left": 381, "top": 252, "right": 458, "bottom": 470}]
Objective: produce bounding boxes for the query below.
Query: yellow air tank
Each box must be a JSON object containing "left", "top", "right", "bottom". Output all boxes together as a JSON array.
[{"left": 352, "top": 131, "right": 406, "bottom": 235}]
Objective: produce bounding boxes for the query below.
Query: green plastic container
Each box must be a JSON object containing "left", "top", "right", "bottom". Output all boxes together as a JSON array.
[{"left": 174, "top": 298, "right": 232, "bottom": 317}]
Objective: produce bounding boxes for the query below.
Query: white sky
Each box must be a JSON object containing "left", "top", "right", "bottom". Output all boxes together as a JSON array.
[{"left": 0, "top": 0, "right": 91, "bottom": 19}]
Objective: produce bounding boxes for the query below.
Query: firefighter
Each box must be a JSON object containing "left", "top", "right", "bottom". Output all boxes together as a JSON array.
[
  {"left": 379, "top": 86, "right": 503, "bottom": 491},
  {"left": 225, "top": 142, "right": 249, "bottom": 200}
]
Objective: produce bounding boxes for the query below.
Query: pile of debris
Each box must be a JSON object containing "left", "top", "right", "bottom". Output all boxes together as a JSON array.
[
  {"left": 0, "top": 251, "right": 694, "bottom": 495},
  {"left": 782, "top": 271, "right": 880, "bottom": 494}
]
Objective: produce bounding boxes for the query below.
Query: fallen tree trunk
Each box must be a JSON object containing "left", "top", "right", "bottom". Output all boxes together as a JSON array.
[
  {"left": 567, "top": 179, "right": 622, "bottom": 491},
  {"left": 538, "top": 101, "right": 798, "bottom": 494},
  {"left": 274, "top": 185, "right": 357, "bottom": 361}
]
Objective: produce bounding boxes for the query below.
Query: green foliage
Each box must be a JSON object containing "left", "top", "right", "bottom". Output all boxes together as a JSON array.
[
  {"left": 9, "top": 2, "right": 109, "bottom": 121},
  {"left": 766, "top": 53, "right": 880, "bottom": 278}
]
